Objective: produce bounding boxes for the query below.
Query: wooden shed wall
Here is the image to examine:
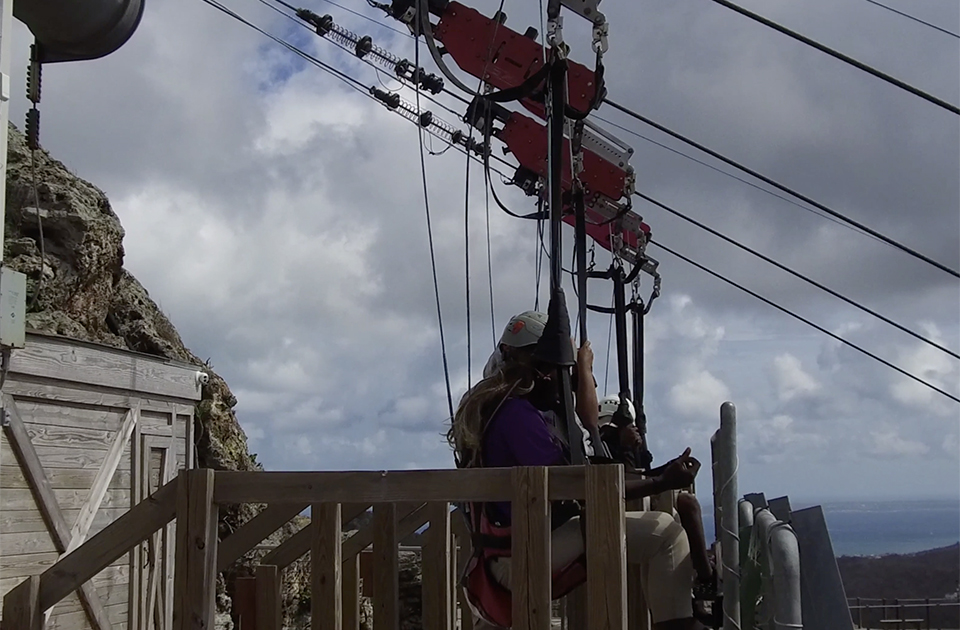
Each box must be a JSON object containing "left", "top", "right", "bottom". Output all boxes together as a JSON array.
[{"left": 0, "top": 332, "right": 202, "bottom": 630}]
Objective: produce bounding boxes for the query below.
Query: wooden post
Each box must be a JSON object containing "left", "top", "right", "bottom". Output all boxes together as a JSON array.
[
  {"left": 174, "top": 469, "right": 219, "bottom": 630},
  {"left": 586, "top": 465, "right": 627, "bottom": 630},
  {"left": 373, "top": 503, "right": 399, "bottom": 630},
  {"left": 255, "top": 565, "right": 282, "bottom": 630},
  {"left": 313, "top": 502, "right": 343, "bottom": 630},
  {"left": 343, "top": 554, "right": 361, "bottom": 630},
  {"left": 564, "top": 586, "right": 587, "bottom": 630},
  {"left": 423, "top": 502, "right": 452, "bottom": 630},
  {"left": 512, "top": 466, "right": 551, "bottom": 630},
  {"left": 2, "top": 576, "right": 41, "bottom": 630},
  {"left": 233, "top": 577, "right": 257, "bottom": 630}
]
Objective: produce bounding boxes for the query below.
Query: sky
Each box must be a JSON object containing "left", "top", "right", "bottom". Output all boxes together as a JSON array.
[{"left": 6, "top": 0, "right": 959, "bottom": 503}]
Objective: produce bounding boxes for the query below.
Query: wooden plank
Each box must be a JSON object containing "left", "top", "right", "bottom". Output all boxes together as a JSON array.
[
  {"left": 161, "top": 444, "right": 177, "bottom": 630},
  {"left": 1, "top": 566, "right": 129, "bottom": 597},
  {"left": 2, "top": 396, "right": 72, "bottom": 547},
  {"left": 129, "top": 418, "right": 143, "bottom": 630},
  {"left": 46, "top": 602, "right": 128, "bottom": 630},
  {"left": 255, "top": 565, "right": 281, "bottom": 630},
  {"left": 512, "top": 467, "right": 551, "bottom": 630},
  {"left": 9, "top": 334, "right": 201, "bottom": 400},
  {"left": 233, "top": 577, "right": 256, "bottom": 630},
  {"left": 312, "top": 503, "right": 342, "bottom": 630},
  {"left": 1, "top": 488, "right": 131, "bottom": 512},
  {"left": 2, "top": 396, "right": 115, "bottom": 630},
  {"left": 342, "top": 554, "right": 361, "bottom": 630},
  {"left": 5, "top": 379, "right": 187, "bottom": 414},
  {"left": 0, "top": 440, "right": 130, "bottom": 470},
  {"left": 1, "top": 508, "right": 125, "bottom": 536},
  {"left": 12, "top": 580, "right": 129, "bottom": 616},
  {"left": 564, "top": 586, "right": 587, "bottom": 630},
  {"left": 213, "top": 467, "right": 589, "bottom": 504},
  {"left": 259, "top": 503, "right": 371, "bottom": 570},
  {"left": 1, "top": 465, "right": 131, "bottom": 490},
  {"left": 23, "top": 423, "right": 128, "bottom": 453},
  {"left": 173, "top": 470, "right": 218, "bottom": 630},
  {"left": 422, "top": 502, "right": 451, "bottom": 630},
  {"left": 66, "top": 406, "right": 139, "bottom": 555},
  {"left": 1, "top": 576, "right": 41, "bottom": 630},
  {"left": 217, "top": 503, "right": 307, "bottom": 571},
  {"left": 39, "top": 479, "right": 177, "bottom": 611},
  {"left": 586, "top": 465, "right": 627, "bottom": 630},
  {"left": 0, "top": 532, "right": 60, "bottom": 556},
  {"left": 343, "top": 503, "right": 429, "bottom": 563},
  {"left": 372, "top": 503, "right": 399, "bottom": 630},
  {"left": 6, "top": 400, "right": 124, "bottom": 431},
  {"left": 0, "top": 552, "right": 128, "bottom": 581}
]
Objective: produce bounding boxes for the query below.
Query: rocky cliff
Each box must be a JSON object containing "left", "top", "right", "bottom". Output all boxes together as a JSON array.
[{"left": 2, "top": 123, "right": 269, "bottom": 619}]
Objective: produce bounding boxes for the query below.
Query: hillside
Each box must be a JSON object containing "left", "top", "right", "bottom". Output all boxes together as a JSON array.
[{"left": 839, "top": 543, "right": 960, "bottom": 627}]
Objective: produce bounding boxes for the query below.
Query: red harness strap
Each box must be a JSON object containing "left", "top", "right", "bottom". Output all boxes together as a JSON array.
[{"left": 459, "top": 501, "right": 587, "bottom": 628}]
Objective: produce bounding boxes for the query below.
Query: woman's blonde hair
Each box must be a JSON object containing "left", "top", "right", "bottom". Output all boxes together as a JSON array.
[{"left": 447, "top": 353, "right": 541, "bottom": 468}]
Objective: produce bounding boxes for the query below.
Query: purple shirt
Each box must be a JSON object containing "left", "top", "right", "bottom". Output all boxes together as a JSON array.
[{"left": 482, "top": 398, "right": 567, "bottom": 524}]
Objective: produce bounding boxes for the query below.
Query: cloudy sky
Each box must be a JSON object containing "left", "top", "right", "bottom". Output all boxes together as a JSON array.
[{"left": 7, "top": 0, "right": 958, "bottom": 503}]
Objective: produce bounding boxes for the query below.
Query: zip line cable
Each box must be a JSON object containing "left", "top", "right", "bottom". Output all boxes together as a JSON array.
[
  {"left": 258, "top": 0, "right": 467, "bottom": 120},
  {"left": 651, "top": 240, "right": 960, "bottom": 405},
  {"left": 603, "top": 98, "right": 960, "bottom": 279},
  {"left": 862, "top": 0, "right": 959, "bottom": 39},
  {"left": 635, "top": 190, "right": 960, "bottom": 360},
  {"left": 485, "top": 178, "right": 496, "bottom": 346},
  {"left": 269, "top": 0, "right": 412, "bottom": 37},
  {"left": 705, "top": 0, "right": 960, "bottom": 115},
  {"left": 592, "top": 113, "right": 884, "bottom": 244},
  {"left": 415, "top": 18, "right": 456, "bottom": 418}
]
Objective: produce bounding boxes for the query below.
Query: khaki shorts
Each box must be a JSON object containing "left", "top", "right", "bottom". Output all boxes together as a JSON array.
[{"left": 487, "top": 511, "right": 693, "bottom": 624}]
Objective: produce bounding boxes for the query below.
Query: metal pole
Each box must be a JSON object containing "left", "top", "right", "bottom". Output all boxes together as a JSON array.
[
  {"left": 612, "top": 266, "right": 630, "bottom": 400},
  {"left": 0, "top": 0, "right": 14, "bottom": 265},
  {"left": 575, "top": 191, "right": 588, "bottom": 344},
  {"left": 717, "top": 402, "right": 741, "bottom": 630},
  {"left": 769, "top": 522, "right": 803, "bottom": 630},
  {"left": 543, "top": 9, "right": 584, "bottom": 466}
]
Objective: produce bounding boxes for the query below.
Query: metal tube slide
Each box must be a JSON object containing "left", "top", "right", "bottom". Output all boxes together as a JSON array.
[{"left": 769, "top": 523, "right": 802, "bottom": 630}]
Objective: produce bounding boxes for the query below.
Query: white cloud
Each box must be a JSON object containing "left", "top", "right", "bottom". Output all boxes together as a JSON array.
[
  {"left": 772, "top": 353, "right": 820, "bottom": 402},
  {"left": 867, "top": 430, "right": 930, "bottom": 458},
  {"left": 668, "top": 368, "right": 731, "bottom": 420}
]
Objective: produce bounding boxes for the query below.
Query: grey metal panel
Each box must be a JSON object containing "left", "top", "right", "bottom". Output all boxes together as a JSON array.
[
  {"left": 744, "top": 492, "right": 767, "bottom": 509},
  {"left": 13, "top": 0, "right": 145, "bottom": 63},
  {"left": 768, "top": 496, "right": 792, "bottom": 523},
  {"left": 790, "top": 506, "right": 854, "bottom": 630}
]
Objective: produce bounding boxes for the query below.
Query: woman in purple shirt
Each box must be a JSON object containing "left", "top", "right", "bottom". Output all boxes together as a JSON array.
[{"left": 449, "top": 310, "right": 706, "bottom": 630}]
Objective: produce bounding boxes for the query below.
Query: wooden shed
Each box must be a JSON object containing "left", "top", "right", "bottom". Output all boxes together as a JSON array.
[{"left": 0, "top": 331, "right": 203, "bottom": 630}]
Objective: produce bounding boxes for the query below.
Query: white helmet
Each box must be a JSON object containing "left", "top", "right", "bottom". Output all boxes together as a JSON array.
[
  {"left": 498, "top": 310, "right": 548, "bottom": 348},
  {"left": 598, "top": 394, "right": 635, "bottom": 425}
]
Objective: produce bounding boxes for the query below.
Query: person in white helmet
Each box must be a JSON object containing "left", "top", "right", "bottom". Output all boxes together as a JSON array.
[
  {"left": 452, "top": 309, "right": 707, "bottom": 630},
  {"left": 480, "top": 310, "right": 596, "bottom": 456},
  {"left": 596, "top": 394, "right": 715, "bottom": 590}
]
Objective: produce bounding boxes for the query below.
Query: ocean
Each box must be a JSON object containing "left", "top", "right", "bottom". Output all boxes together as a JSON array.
[{"left": 701, "top": 498, "right": 960, "bottom": 557}]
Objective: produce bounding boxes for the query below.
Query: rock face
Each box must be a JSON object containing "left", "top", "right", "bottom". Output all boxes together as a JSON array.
[{"left": 3, "top": 123, "right": 266, "bottom": 616}]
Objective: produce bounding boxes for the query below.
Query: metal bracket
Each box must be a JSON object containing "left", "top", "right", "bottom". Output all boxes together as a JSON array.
[{"left": 560, "top": 0, "right": 605, "bottom": 25}]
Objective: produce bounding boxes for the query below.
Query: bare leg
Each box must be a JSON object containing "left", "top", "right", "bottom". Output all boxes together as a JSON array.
[{"left": 675, "top": 493, "right": 713, "bottom": 582}]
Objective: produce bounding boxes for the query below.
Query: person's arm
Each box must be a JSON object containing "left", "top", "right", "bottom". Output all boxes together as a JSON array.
[
  {"left": 574, "top": 341, "right": 599, "bottom": 432},
  {"left": 624, "top": 448, "right": 701, "bottom": 500}
]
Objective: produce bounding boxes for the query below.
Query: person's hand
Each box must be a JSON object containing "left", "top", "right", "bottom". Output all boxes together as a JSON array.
[
  {"left": 658, "top": 447, "right": 701, "bottom": 490},
  {"left": 577, "top": 340, "right": 594, "bottom": 374},
  {"left": 618, "top": 424, "right": 641, "bottom": 449}
]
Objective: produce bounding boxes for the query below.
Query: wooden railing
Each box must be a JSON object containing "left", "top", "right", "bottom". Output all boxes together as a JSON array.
[{"left": 2, "top": 464, "right": 634, "bottom": 630}]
